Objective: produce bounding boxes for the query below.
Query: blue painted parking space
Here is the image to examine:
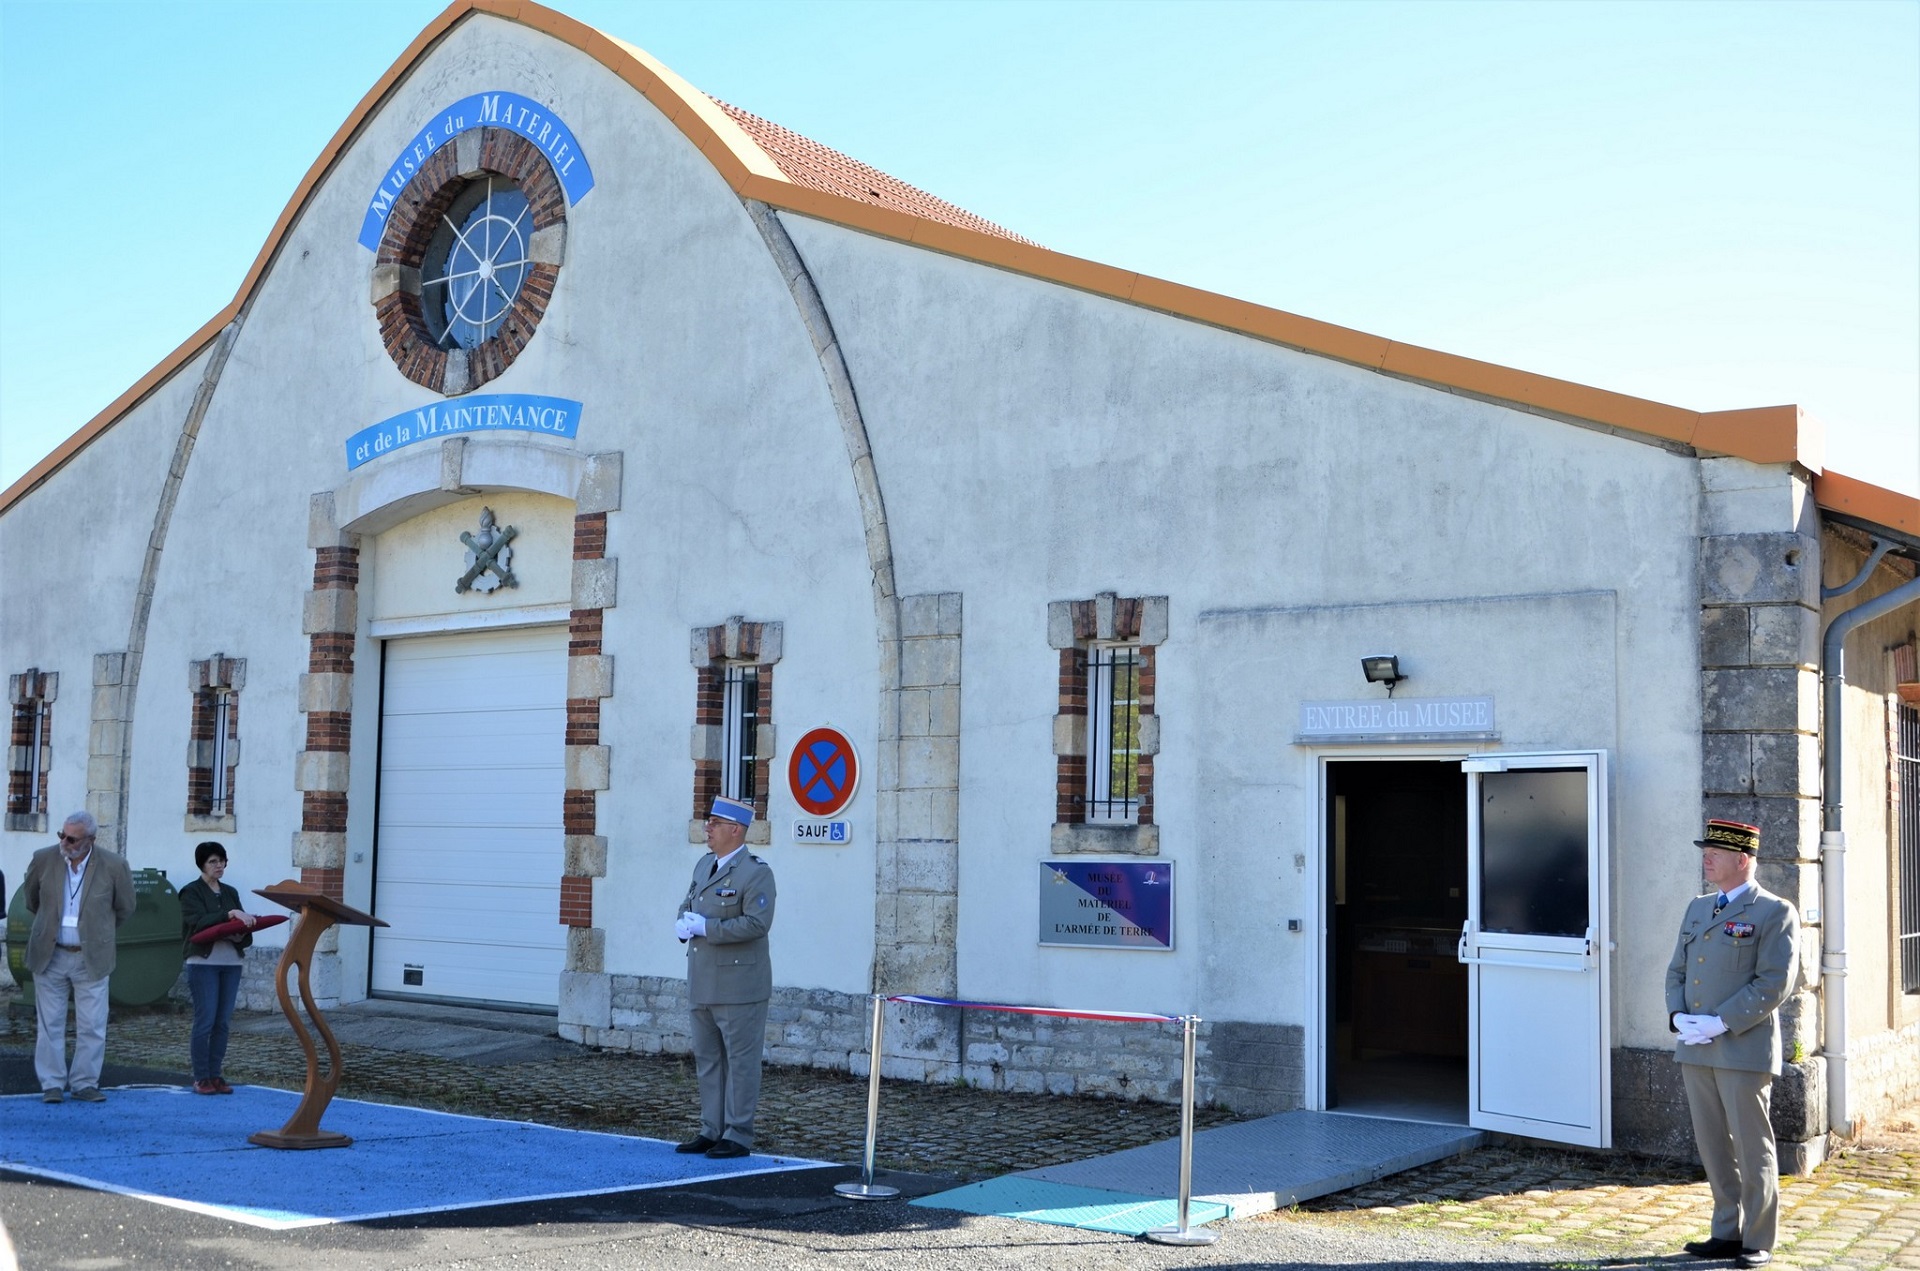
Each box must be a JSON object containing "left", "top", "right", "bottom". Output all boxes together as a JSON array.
[{"left": 0, "top": 1085, "right": 827, "bottom": 1229}]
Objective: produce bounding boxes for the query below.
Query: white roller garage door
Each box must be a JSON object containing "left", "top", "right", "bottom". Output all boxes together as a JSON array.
[{"left": 372, "top": 626, "right": 568, "bottom": 1007}]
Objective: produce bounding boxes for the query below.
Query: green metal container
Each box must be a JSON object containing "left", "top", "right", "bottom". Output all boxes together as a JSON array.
[
  {"left": 4, "top": 884, "right": 32, "bottom": 1002},
  {"left": 5, "top": 865, "right": 185, "bottom": 1007}
]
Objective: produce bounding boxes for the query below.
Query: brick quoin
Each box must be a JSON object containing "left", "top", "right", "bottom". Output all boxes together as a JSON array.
[
  {"left": 565, "top": 700, "right": 599, "bottom": 746},
  {"left": 301, "top": 867, "right": 345, "bottom": 903},
  {"left": 304, "top": 711, "right": 351, "bottom": 752},
  {"left": 313, "top": 547, "right": 360, "bottom": 591},
  {"left": 302, "top": 791, "right": 348, "bottom": 834},
  {"left": 559, "top": 875, "right": 593, "bottom": 928},
  {"left": 562, "top": 790, "right": 596, "bottom": 836},
  {"left": 572, "top": 512, "right": 607, "bottom": 560},
  {"left": 560, "top": 509, "right": 610, "bottom": 928},
  {"left": 569, "top": 609, "right": 603, "bottom": 657},
  {"left": 299, "top": 545, "right": 358, "bottom": 882},
  {"left": 693, "top": 763, "right": 723, "bottom": 821}
]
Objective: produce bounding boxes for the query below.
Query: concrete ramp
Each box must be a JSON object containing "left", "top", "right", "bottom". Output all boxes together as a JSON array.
[{"left": 1019, "top": 1109, "right": 1485, "bottom": 1217}]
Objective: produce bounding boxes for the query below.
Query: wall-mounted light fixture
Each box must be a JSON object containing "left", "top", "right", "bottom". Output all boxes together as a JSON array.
[{"left": 1361, "top": 654, "right": 1405, "bottom": 697}]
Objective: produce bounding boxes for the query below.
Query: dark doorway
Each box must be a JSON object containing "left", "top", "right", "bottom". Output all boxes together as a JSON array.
[{"left": 1327, "top": 759, "right": 1469, "bottom": 1122}]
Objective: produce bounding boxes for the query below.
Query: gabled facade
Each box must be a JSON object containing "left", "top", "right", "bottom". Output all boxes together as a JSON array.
[{"left": 4, "top": 0, "right": 1917, "bottom": 1164}]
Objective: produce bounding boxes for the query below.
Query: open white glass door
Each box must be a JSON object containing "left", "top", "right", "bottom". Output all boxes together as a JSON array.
[{"left": 1459, "top": 750, "right": 1610, "bottom": 1146}]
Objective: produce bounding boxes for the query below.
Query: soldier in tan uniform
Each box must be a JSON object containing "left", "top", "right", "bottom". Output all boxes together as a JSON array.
[
  {"left": 673, "top": 795, "right": 777, "bottom": 1159},
  {"left": 1665, "top": 818, "right": 1800, "bottom": 1269}
]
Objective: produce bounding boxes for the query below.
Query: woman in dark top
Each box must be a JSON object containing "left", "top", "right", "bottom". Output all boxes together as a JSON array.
[{"left": 179, "top": 841, "right": 256, "bottom": 1094}]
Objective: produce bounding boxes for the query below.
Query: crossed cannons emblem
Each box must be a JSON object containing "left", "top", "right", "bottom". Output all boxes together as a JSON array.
[{"left": 457, "top": 507, "right": 519, "bottom": 594}]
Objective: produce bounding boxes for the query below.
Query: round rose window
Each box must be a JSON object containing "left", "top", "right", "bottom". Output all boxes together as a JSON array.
[
  {"left": 422, "top": 178, "right": 533, "bottom": 350},
  {"left": 371, "top": 129, "right": 565, "bottom": 395}
]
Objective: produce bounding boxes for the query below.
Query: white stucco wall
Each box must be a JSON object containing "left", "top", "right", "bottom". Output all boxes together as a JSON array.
[
  {"left": 0, "top": 343, "right": 216, "bottom": 891},
  {"left": 781, "top": 212, "right": 1705, "bottom": 1052},
  {"left": 86, "top": 14, "right": 881, "bottom": 995}
]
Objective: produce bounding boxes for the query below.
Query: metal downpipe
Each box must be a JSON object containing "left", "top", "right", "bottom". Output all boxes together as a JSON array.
[{"left": 1819, "top": 559, "right": 1920, "bottom": 1140}]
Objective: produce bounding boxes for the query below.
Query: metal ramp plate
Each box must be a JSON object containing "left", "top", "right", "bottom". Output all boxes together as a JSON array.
[
  {"left": 1021, "top": 1110, "right": 1486, "bottom": 1216},
  {"left": 909, "top": 1177, "right": 1231, "bottom": 1235}
]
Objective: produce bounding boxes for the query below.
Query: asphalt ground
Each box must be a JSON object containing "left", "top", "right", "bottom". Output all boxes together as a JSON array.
[{"left": 2, "top": 995, "right": 1916, "bottom": 1270}]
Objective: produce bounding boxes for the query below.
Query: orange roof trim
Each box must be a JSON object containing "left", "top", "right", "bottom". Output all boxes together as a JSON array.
[
  {"left": 1815, "top": 470, "right": 1920, "bottom": 541},
  {"left": 4, "top": 0, "right": 1916, "bottom": 544}
]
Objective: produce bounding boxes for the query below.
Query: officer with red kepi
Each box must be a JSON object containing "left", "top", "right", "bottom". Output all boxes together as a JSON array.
[
  {"left": 1666, "top": 818, "right": 1800, "bottom": 1269},
  {"left": 673, "top": 795, "right": 777, "bottom": 1159}
]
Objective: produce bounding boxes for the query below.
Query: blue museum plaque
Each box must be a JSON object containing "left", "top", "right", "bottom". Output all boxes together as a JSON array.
[{"left": 1038, "top": 861, "right": 1173, "bottom": 950}]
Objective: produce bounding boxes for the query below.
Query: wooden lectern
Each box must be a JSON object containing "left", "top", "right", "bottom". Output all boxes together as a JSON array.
[{"left": 248, "top": 880, "right": 388, "bottom": 1150}]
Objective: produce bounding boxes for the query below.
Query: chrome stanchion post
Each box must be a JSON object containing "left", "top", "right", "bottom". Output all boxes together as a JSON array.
[
  {"left": 1146, "top": 1013, "right": 1218, "bottom": 1246},
  {"left": 835, "top": 993, "right": 899, "bottom": 1200}
]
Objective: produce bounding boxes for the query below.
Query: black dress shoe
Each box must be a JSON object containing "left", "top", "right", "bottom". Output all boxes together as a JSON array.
[
  {"left": 1683, "top": 1237, "right": 1744, "bottom": 1258},
  {"left": 705, "top": 1139, "right": 750, "bottom": 1159},
  {"left": 1736, "top": 1251, "right": 1771, "bottom": 1268},
  {"left": 674, "top": 1135, "right": 716, "bottom": 1154}
]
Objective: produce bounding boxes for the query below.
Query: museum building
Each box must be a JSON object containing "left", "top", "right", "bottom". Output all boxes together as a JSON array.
[{"left": 3, "top": 0, "right": 1917, "bottom": 1167}]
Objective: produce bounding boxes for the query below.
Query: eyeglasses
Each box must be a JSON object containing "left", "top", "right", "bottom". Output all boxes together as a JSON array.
[{"left": 59, "top": 833, "right": 92, "bottom": 846}]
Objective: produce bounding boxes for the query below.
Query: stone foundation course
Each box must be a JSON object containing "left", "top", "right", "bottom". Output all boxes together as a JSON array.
[{"left": 584, "top": 975, "right": 1304, "bottom": 1116}]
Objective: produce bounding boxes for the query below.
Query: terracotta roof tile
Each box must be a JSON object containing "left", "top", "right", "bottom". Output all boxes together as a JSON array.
[{"left": 715, "top": 99, "right": 1039, "bottom": 247}]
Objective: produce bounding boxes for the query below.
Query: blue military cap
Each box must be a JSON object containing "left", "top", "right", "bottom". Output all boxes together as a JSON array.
[{"left": 709, "top": 796, "right": 755, "bottom": 826}]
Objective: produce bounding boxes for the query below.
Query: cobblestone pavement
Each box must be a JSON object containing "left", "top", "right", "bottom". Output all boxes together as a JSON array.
[
  {"left": 1289, "top": 1134, "right": 1920, "bottom": 1269},
  {"left": 2, "top": 1003, "right": 1239, "bottom": 1180},
  {"left": 6, "top": 1001, "right": 1917, "bottom": 1269}
]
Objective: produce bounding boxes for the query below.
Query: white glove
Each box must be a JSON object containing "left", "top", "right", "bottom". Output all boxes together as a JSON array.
[
  {"left": 683, "top": 913, "right": 707, "bottom": 938},
  {"left": 1674, "top": 1013, "right": 1727, "bottom": 1045},
  {"left": 673, "top": 913, "right": 695, "bottom": 941}
]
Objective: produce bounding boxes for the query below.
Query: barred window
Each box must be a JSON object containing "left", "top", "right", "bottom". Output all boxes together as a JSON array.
[
  {"left": 1050, "top": 593, "right": 1163, "bottom": 853},
  {"left": 1899, "top": 699, "right": 1919, "bottom": 995},
  {"left": 690, "top": 618, "right": 781, "bottom": 841},
  {"left": 1086, "top": 645, "right": 1141, "bottom": 824},
  {"left": 187, "top": 654, "right": 245, "bottom": 832},
  {"left": 721, "top": 664, "right": 761, "bottom": 803},
  {"left": 7, "top": 668, "right": 56, "bottom": 833}
]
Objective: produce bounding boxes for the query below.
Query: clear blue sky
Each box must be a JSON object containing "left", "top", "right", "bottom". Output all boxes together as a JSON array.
[{"left": 2, "top": 0, "right": 1915, "bottom": 494}]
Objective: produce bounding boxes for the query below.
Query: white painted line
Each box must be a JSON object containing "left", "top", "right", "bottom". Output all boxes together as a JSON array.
[{"left": 0, "top": 1158, "right": 836, "bottom": 1231}]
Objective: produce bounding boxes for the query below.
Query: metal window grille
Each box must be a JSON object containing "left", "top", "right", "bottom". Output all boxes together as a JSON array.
[
  {"left": 209, "top": 689, "right": 232, "bottom": 814},
  {"left": 1086, "top": 646, "right": 1141, "bottom": 824},
  {"left": 20, "top": 699, "right": 45, "bottom": 814},
  {"left": 1899, "top": 702, "right": 1920, "bottom": 994},
  {"left": 722, "top": 665, "right": 760, "bottom": 803}
]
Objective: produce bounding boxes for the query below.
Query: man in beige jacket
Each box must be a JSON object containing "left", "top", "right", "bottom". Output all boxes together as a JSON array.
[{"left": 24, "top": 811, "right": 136, "bottom": 1102}]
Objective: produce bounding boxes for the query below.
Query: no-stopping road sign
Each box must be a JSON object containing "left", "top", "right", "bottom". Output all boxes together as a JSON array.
[{"left": 788, "top": 726, "right": 860, "bottom": 817}]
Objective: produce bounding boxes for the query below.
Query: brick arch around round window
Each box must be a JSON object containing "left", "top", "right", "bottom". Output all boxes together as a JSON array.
[{"left": 369, "top": 127, "right": 567, "bottom": 396}]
